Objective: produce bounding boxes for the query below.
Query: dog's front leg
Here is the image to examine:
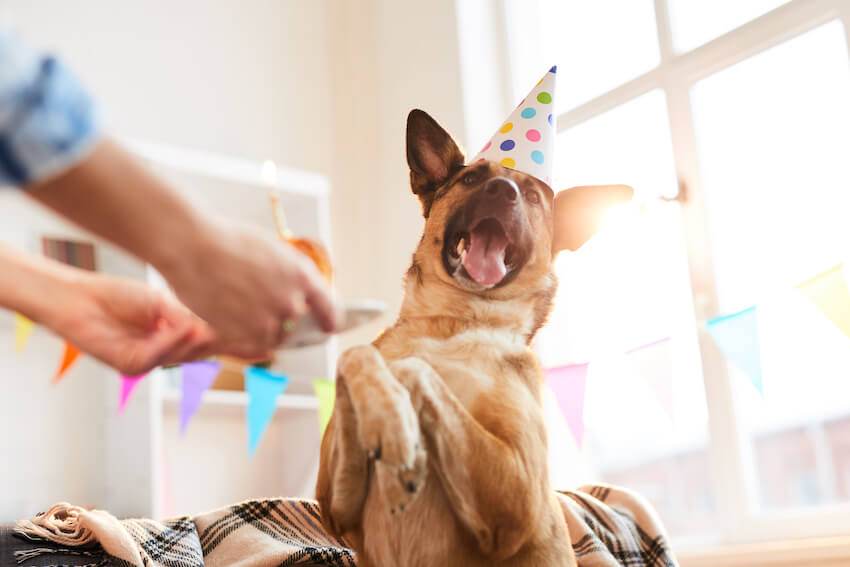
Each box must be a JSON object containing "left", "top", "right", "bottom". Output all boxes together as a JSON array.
[
  {"left": 317, "top": 346, "right": 428, "bottom": 538},
  {"left": 390, "top": 357, "right": 556, "bottom": 562}
]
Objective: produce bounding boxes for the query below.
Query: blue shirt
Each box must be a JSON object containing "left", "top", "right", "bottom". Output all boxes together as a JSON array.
[{"left": 0, "top": 31, "right": 101, "bottom": 187}]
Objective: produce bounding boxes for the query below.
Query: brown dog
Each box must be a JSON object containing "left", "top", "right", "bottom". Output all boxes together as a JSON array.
[{"left": 316, "top": 109, "right": 633, "bottom": 567}]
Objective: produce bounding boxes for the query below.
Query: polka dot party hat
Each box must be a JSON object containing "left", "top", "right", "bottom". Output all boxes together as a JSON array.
[{"left": 472, "top": 66, "right": 557, "bottom": 187}]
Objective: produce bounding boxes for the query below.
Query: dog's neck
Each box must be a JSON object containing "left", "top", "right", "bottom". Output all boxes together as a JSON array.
[{"left": 385, "top": 261, "right": 557, "bottom": 345}]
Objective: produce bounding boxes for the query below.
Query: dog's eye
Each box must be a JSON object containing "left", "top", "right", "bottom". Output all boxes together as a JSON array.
[
  {"left": 525, "top": 190, "right": 540, "bottom": 204},
  {"left": 462, "top": 172, "right": 478, "bottom": 185}
]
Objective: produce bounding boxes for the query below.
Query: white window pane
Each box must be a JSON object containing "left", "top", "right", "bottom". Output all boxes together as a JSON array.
[
  {"left": 692, "top": 21, "right": 850, "bottom": 511},
  {"left": 669, "top": 0, "right": 790, "bottom": 53},
  {"left": 555, "top": 90, "right": 678, "bottom": 199},
  {"left": 505, "top": 0, "right": 660, "bottom": 111},
  {"left": 541, "top": 90, "right": 713, "bottom": 538}
]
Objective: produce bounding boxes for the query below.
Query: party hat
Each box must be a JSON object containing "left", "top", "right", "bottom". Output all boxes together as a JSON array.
[{"left": 473, "top": 66, "right": 557, "bottom": 187}]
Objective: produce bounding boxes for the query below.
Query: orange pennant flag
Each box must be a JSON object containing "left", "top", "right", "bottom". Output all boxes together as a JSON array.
[{"left": 53, "top": 342, "right": 81, "bottom": 383}]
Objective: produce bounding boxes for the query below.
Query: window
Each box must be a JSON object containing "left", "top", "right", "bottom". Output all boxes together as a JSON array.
[{"left": 500, "top": 0, "right": 850, "bottom": 546}]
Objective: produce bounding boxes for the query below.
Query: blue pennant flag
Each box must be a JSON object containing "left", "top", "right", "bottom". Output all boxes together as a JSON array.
[
  {"left": 245, "top": 366, "right": 290, "bottom": 456},
  {"left": 707, "top": 306, "right": 763, "bottom": 395}
]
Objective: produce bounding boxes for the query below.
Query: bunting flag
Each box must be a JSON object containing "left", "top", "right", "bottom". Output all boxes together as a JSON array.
[
  {"left": 245, "top": 366, "right": 290, "bottom": 456},
  {"left": 14, "top": 313, "right": 35, "bottom": 353},
  {"left": 545, "top": 363, "right": 589, "bottom": 448},
  {"left": 626, "top": 337, "right": 674, "bottom": 420},
  {"left": 53, "top": 342, "right": 80, "bottom": 383},
  {"left": 707, "top": 306, "right": 763, "bottom": 395},
  {"left": 796, "top": 264, "right": 850, "bottom": 339},
  {"left": 313, "top": 379, "right": 335, "bottom": 436},
  {"left": 178, "top": 360, "right": 222, "bottom": 435},
  {"left": 118, "top": 372, "right": 148, "bottom": 414}
]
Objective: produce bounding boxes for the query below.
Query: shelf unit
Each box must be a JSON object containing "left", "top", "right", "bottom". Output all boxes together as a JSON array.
[{"left": 102, "top": 140, "right": 335, "bottom": 519}]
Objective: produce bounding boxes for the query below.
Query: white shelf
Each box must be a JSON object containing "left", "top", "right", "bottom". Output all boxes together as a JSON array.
[
  {"left": 123, "top": 137, "right": 330, "bottom": 197},
  {"left": 161, "top": 388, "right": 319, "bottom": 411}
]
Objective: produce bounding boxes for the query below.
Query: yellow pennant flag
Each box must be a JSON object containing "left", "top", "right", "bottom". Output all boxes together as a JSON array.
[
  {"left": 797, "top": 264, "right": 850, "bottom": 338},
  {"left": 313, "top": 379, "right": 336, "bottom": 437},
  {"left": 14, "top": 313, "right": 35, "bottom": 353}
]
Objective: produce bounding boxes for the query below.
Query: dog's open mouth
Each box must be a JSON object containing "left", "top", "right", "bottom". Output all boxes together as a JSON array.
[{"left": 447, "top": 218, "right": 516, "bottom": 288}]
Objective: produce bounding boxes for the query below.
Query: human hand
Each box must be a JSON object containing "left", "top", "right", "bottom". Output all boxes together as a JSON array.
[
  {"left": 47, "top": 273, "right": 216, "bottom": 376},
  {"left": 156, "top": 220, "right": 342, "bottom": 358}
]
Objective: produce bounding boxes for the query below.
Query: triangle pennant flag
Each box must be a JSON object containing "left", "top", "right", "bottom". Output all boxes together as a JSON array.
[
  {"left": 545, "top": 363, "right": 589, "bottom": 448},
  {"left": 707, "top": 306, "right": 763, "bottom": 395},
  {"left": 797, "top": 264, "right": 850, "bottom": 339},
  {"left": 179, "top": 360, "right": 222, "bottom": 435},
  {"left": 14, "top": 313, "right": 35, "bottom": 353},
  {"left": 313, "top": 379, "right": 335, "bottom": 437},
  {"left": 245, "top": 366, "right": 290, "bottom": 456},
  {"left": 626, "top": 337, "right": 674, "bottom": 420},
  {"left": 53, "top": 342, "right": 80, "bottom": 383},
  {"left": 118, "top": 372, "right": 149, "bottom": 414}
]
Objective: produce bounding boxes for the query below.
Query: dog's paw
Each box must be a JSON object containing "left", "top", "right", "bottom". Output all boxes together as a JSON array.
[
  {"left": 375, "top": 442, "right": 428, "bottom": 514},
  {"left": 356, "top": 379, "right": 421, "bottom": 467}
]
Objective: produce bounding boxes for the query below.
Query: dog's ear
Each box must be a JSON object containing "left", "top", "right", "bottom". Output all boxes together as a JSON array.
[
  {"left": 406, "top": 109, "right": 465, "bottom": 217},
  {"left": 552, "top": 184, "right": 634, "bottom": 254}
]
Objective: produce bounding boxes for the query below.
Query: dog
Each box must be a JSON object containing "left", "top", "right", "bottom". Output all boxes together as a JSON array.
[{"left": 316, "top": 109, "right": 633, "bottom": 567}]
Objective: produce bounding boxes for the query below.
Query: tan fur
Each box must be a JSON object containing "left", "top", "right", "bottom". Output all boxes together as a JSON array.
[{"left": 316, "top": 111, "right": 632, "bottom": 567}]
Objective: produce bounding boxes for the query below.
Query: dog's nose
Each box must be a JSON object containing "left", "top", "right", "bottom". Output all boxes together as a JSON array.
[{"left": 484, "top": 177, "right": 519, "bottom": 203}]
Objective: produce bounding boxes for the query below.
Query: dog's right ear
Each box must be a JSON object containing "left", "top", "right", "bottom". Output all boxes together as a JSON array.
[{"left": 406, "top": 109, "right": 465, "bottom": 217}]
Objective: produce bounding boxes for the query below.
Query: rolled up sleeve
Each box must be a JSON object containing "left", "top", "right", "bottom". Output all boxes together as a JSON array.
[{"left": 0, "top": 31, "right": 102, "bottom": 188}]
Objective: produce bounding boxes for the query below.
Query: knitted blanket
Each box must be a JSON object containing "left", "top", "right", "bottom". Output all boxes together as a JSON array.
[{"left": 11, "top": 485, "right": 677, "bottom": 567}]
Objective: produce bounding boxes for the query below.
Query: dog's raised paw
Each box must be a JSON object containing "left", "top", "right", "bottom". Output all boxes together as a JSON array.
[{"left": 375, "top": 443, "right": 427, "bottom": 514}]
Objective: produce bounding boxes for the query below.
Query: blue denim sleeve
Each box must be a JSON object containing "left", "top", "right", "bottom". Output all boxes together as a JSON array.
[{"left": 0, "top": 31, "right": 102, "bottom": 188}]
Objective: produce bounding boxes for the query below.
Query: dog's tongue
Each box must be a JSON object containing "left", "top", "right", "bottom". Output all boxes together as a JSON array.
[{"left": 463, "top": 223, "right": 508, "bottom": 287}]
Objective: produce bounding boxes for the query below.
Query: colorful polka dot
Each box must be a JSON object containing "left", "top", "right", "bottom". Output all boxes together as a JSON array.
[
  {"left": 499, "top": 122, "right": 513, "bottom": 133},
  {"left": 549, "top": 65, "right": 557, "bottom": 73},
  {"left": 548, "top": 113, "right": 553, "bottom": 126},
  {"left": 500, "top": 157, "right": 516, "bottom": 168},
  {"left": 521, "top": 107, "right": 536, "bottom": 119},
  {"left": 499, "top": 139, "right": 515, "bottom": 151},
  {"left": 537, "top": 92, "right": 552, "bottom": 104},
  {"left": 531, "top": 150, "right": 544, "bottom": 164},
  {"left": 526, "top": 129, "right": 541, "bottom": 142},
  {"left": 481, "top": 141, "right": 491, "bottom": 152}
]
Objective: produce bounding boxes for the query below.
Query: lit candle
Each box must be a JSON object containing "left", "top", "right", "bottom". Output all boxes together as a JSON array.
[{"left": 263, "top": 160, "right": 292, "bottom": 241}]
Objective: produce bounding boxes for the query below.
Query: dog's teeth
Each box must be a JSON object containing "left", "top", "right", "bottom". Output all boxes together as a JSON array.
[
  {"left": 456, "top": 238, "right": 465, "bottom": 256},
  {"left": 459, "top": 248, "right": 467, "bottom": 262}
]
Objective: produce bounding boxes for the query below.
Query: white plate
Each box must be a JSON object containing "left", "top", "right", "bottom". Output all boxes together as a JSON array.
[{"left": 280, "top": 299, "right": 387, "bottom": 349}]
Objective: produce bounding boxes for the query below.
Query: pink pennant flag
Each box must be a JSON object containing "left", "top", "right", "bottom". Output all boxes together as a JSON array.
[
  {"left": 179, "top": 360, "right": 222, "bottom": 436},
  {"left": 626, "top": 337, "right": 674, "bottom": 420},
  {"left": 118, "top": 372, "right": 149, "bottom": 414},
  {"left": 545, "top": 363, "right": 589, "bottom": 448}
]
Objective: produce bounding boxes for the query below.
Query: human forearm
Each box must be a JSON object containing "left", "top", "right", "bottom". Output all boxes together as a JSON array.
[
  {"left": 24, "top": 138, "right": 212, "bottom": 274},
  {"left": 0, "top": 242, "right": 80, "bottom": 325}
]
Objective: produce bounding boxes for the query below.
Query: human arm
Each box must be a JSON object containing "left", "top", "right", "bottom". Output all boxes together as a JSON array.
[{"left": 0, "top": 242, "right": 214, "bottom": 375}]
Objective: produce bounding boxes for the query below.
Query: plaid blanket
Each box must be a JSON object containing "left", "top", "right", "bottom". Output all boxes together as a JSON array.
[{"left": 9, "top": 486, "right": 677, "bottom": 567}]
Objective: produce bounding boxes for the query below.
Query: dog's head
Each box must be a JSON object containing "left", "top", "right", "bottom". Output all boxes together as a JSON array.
[{"left": 406, "top": 109, "right": 632, "bottom": 302}]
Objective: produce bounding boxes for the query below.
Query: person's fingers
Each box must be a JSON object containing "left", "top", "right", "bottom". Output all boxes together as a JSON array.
[
  {"left": 298, "top": 268, "right": 342, "bottom": 333},
  {"left": 158, "top": 322, "right": 216, "bottom": 366}
]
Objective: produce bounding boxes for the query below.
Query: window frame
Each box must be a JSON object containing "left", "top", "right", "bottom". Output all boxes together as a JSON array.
[{"left": 491, "top": 0, "right": 850, "bottom": 547}]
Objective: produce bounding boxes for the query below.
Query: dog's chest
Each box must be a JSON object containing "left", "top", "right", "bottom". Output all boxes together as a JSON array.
[{"left": 390, "top": 328, "right": 526, "bottom": 408}]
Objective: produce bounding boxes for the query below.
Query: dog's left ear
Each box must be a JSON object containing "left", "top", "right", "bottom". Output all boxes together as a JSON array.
[
  {"left": 406, "top": 109, "right": 465, "bottom": 217},
  {"left": 552, "top": 184, "right": 634, "bottom": 254}
]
